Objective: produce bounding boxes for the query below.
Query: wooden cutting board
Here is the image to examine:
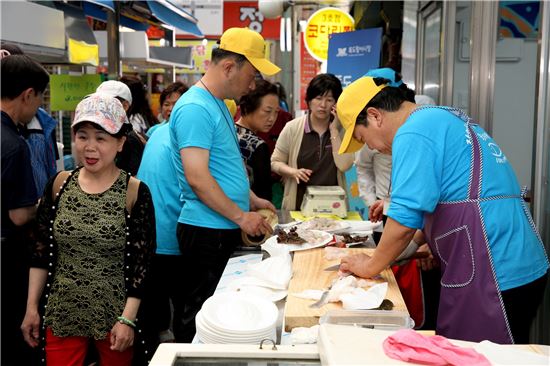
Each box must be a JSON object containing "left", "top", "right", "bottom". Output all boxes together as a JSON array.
[{"left": 284, "top": 247, "right": 408, "bottom": 332}]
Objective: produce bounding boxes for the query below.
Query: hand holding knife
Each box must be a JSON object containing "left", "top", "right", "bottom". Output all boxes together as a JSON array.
[{"left": 324, "top": 251, "right": 430, "bottom": 272}]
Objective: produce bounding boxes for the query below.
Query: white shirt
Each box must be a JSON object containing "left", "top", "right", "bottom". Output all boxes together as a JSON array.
[{"left": 355, "top": 146, "right": 392, "bottom": 214}]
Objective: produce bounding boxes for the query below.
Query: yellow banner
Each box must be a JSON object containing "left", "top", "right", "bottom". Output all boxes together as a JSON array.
[{"left": 68, "top": 38, "right": 99, "bottom": 66}]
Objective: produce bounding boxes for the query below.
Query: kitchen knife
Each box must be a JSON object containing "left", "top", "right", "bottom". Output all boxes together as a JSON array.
[{"left": 323, "top": 251, "right": 430, "bottom": 271}]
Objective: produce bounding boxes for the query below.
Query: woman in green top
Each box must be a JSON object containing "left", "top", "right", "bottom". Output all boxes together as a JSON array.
[{"left": 21, "top": 94, "right": 156, "bottom": 366}]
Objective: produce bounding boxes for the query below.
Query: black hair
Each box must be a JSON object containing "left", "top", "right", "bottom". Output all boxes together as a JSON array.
[
  {"left": 368, "top": 77, "right": 410, "bottom": 111},
  {"left": 211, "top": 47, "right": 248, "bottom": 68},
  {"left": 305, "top": 73, "right": 342, "bottom": 104},
  {"left": 120, "top": 75, "right": 159, "bottom": 126},
  {"left": 73, "top": 121, "right": 132, "bottom": 139},
  {"left": 356, "top": 77, "right": 411, "bottom": 127},
  {"left": 1, "top": 55, "right": 49, "bottom": 100},
  {"left": 1, "top": 42, "right": 24, "bottom": 55},
  {"left": 239, "top": 79, "right": 279, "bottom": 116},
  {"left": 398, "top": 84, "right": 416, "bottom": 103},
  {"left": 160, "top": 81, "right": 188, "bottom": 105}
]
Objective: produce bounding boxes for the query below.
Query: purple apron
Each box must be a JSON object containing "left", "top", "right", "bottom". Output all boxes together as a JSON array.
[{"left": 421, "top": 107, "right": 515, "bottom": 344}]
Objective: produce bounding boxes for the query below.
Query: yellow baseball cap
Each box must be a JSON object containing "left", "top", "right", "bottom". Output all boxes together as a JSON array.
[
  {"left": 337, "top": 76, "right": 387, "bottom": 154},
  {"left": 219, "top": 27, "right": 281, "bottom": 76},
  {"left": 224, "top": 99, "right": 237, "bottom": 118}
]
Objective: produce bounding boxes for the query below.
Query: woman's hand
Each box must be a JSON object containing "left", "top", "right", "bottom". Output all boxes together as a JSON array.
[
  {"left": 292, "top": 168, "right": 313, "bottom": 184},
  {"left": 368, "top": 200, "right": 385, "bottom": 222},
  {"left": 416, "top": 243, "right": 439, "bottom": 271},
  {"left": 339, "top": 253, "right": 376, "bottom": 278},
  {"left": 110, "top": 322, "right": 134, "bottom": 352},
  {"left": 21, "top": 308, "right": 41, "bottom": 347}
]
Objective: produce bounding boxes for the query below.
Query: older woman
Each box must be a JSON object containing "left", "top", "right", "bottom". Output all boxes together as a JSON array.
[
  {"left": 271, "top": 73, "right": 354, "bottom": 210},
  {"left": 21, "top": 94, "right": 156, "bottom": 366},
  {"left": 146, "top": 81, "right": 188, "bottom": 138},
  {"left": 237, "top": 79, "right": 279, "bottom": 201}
]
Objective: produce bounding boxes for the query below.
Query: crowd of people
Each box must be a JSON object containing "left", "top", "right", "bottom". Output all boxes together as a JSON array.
[{"left": 1, "top": 24, "right": 549, "bottom": 366}]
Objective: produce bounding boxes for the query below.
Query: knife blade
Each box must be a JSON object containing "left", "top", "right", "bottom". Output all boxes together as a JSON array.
[
  {"left": 324, "top": 263, "right": 341, "bottom": 271},
  {"left": 323, "top": 251, "right": 430, "bottom": 271}
]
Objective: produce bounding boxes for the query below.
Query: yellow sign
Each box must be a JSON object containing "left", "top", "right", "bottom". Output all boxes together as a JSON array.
[
  {"left": 303, "top": 7, "right": 355, "bottom": 62},
  {"left": 50, "top": 74, "right": 102, "bottom": 111},
  {"left": 68, "top": 38, "right": 99, "bottom": 66}
]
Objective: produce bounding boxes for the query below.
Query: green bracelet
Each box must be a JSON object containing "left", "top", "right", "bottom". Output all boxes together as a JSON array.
[{"left": 117, "top": 316, "right": 136, "bottom": 328}]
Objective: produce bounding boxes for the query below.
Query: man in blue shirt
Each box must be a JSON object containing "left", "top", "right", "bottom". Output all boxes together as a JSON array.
[
  {"left": 1, "top": 54, "right": 49, "bottom": 366},
  {"left": 136, "top": 123, "right": 182, "bottom": 350},
  {"left": 337, "top": 76, "right": 549, "bottom": 344},
  {"left": 169, "top": 27, "right": 280, "bottom": 342}
]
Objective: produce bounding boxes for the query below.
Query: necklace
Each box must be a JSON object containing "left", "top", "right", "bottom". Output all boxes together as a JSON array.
[{"left": 198, "top": 79, "right": 240, "bottom": 148}]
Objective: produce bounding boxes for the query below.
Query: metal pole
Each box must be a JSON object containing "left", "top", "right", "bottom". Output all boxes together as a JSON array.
[
  {"left": 533, "top": 0, "right": 550, "bottom": 230},
  {"left": 468, "top": 1, "right": 498, "bottom": 133},
  {"left": 107, "top": 1, "right": 121, "bottom": 79},
  {"left": 439, "top": 1, "right": 456, "bottom": 106}
]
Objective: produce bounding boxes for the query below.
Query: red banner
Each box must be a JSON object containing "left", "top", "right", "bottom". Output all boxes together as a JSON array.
[
  {"left": 300, "top": 36, "right": 320, "bottom": 110},
  {"left": 223, "top": 1, "right": 280, "bottom": 39}
]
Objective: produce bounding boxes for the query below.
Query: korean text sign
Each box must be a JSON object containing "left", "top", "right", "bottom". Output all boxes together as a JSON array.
[
  {"left": 50, "top": 74, "right": 102, "bottom": 111},
  {"left": 327, "top": 28, "right": 382, "bottom": 87},
  {"left": 223, "top": 1, "right": 279, "bottom": 39},
  {"left": 304, "top": 7, "right": 355, "bottom": 62}
]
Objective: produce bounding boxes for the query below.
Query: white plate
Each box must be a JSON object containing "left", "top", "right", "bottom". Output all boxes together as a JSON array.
[
  {"left": 299, "top": 218, "right": 350, "bottom": 232},
  {"left": 196, "top": 311, "right": 274, "bottom": 341},
  {"left": 225, "top": 277, "right": 288, "bottom": 302},
  {"left": 263, "top": 229, "right": 333, "bottom": 252},
  {"left": 200, "top": 292, "right": 278, "bottom": 334}
]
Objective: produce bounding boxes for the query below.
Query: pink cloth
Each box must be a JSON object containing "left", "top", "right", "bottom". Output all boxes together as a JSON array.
[{"left": 383, "top": 329, "right": 491, "bottom": 366}]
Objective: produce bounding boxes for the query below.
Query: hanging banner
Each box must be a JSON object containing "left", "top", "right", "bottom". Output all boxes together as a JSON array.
[
  {"left": 327, "top": 28, "right": 383, "bottom": 87},
  {"left": 304, "top": 7, "right": 354, "bottom": 62},
  {"left": 223, "top": 1, "right": 280, "bottom": 39},
  {"left": 300, "top": 36, "right": 320, "bottom": 111},
  {"left": 175, "top": 40, "right": 217, "bottom": 74},
  {"left": 50, "top": 74, "right": 102, "bottom": 111}
]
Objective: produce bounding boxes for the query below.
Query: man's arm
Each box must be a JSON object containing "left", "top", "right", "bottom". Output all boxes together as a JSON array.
[
  {"left": 9, "top": 205, "right": 37, "bottom": 226},
  {"left": 340, "top": 217, "right": 416, "bottom": 278},
  {"left": 181, "top": 147, "right": 271, "bottom": 237}
]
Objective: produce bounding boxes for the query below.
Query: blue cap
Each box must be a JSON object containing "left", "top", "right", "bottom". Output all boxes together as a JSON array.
[{"left": 365, "top": 67, "right": 403, "bottom": 87}]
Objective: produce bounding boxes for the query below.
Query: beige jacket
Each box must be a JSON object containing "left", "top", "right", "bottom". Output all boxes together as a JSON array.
[{"left": 271, "top": 115, "right": 354, "bottom": 210}]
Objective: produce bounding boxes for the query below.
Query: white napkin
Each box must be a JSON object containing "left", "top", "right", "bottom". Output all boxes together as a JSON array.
[
  {"left": 246, "top": 251, "right": 292, "bottom": 290},
  {"left": 290, "top": 325, "right": 319, "bottom": 344},
  {"left": 340, "top": 282, "right": 388, "bottom": 310},
  {"left": 291, "top": 289, "right": 324, "bottom": 300},
  {"left": 225, "top": 276, "right": 288, "bottom": 302},
  {"left": 261, "top": 239, "right": 291, "bottom": 257},
  {"left": 342, "top": 220, "right": 382, "bottom": 233},
  {"left": 473, "top": 340, "right": 550, "bottom": 365}
]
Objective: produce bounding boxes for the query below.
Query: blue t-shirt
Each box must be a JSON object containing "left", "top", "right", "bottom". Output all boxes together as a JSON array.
[
  {"left": 137, "top": 124, "right": 181, "bottom": 255},
  {"left": 387, "top": 107, "right": 549, "bottom": 291},
  {"left": 146, "top": 121, "right": 166, "bottom": 138},
  {"left": 169, "top": 86, "right": 249, "bottom": 229}
]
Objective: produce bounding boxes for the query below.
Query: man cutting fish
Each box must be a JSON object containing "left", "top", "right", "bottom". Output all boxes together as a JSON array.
[{"left": 336, "top": 75, "right": 549, "bottom": 344}]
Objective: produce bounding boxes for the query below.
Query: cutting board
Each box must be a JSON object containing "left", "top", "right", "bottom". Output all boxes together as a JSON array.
[{"left": 284, "top": 248, "right": 408, "bottom": 332}]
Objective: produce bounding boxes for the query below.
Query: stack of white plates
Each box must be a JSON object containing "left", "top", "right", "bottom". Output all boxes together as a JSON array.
[{"left": 196, "top": 292, "right": 278, "bottom": 344}]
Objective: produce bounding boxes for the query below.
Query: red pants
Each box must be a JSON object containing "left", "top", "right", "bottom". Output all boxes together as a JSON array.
[
  {"left": 392, "top": 260, "right": 424, "bottom": 328},
  {"left": 45, "top": 328, "right": 133, "bottom": 366}
]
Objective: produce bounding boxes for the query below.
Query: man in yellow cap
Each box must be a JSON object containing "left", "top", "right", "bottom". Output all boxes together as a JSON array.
[
  {"left": 336, "top": 76, "right": 548, "bottom": 345},
  {"left": 167, "top": 27, "right": 280, "bottom": 343}
]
